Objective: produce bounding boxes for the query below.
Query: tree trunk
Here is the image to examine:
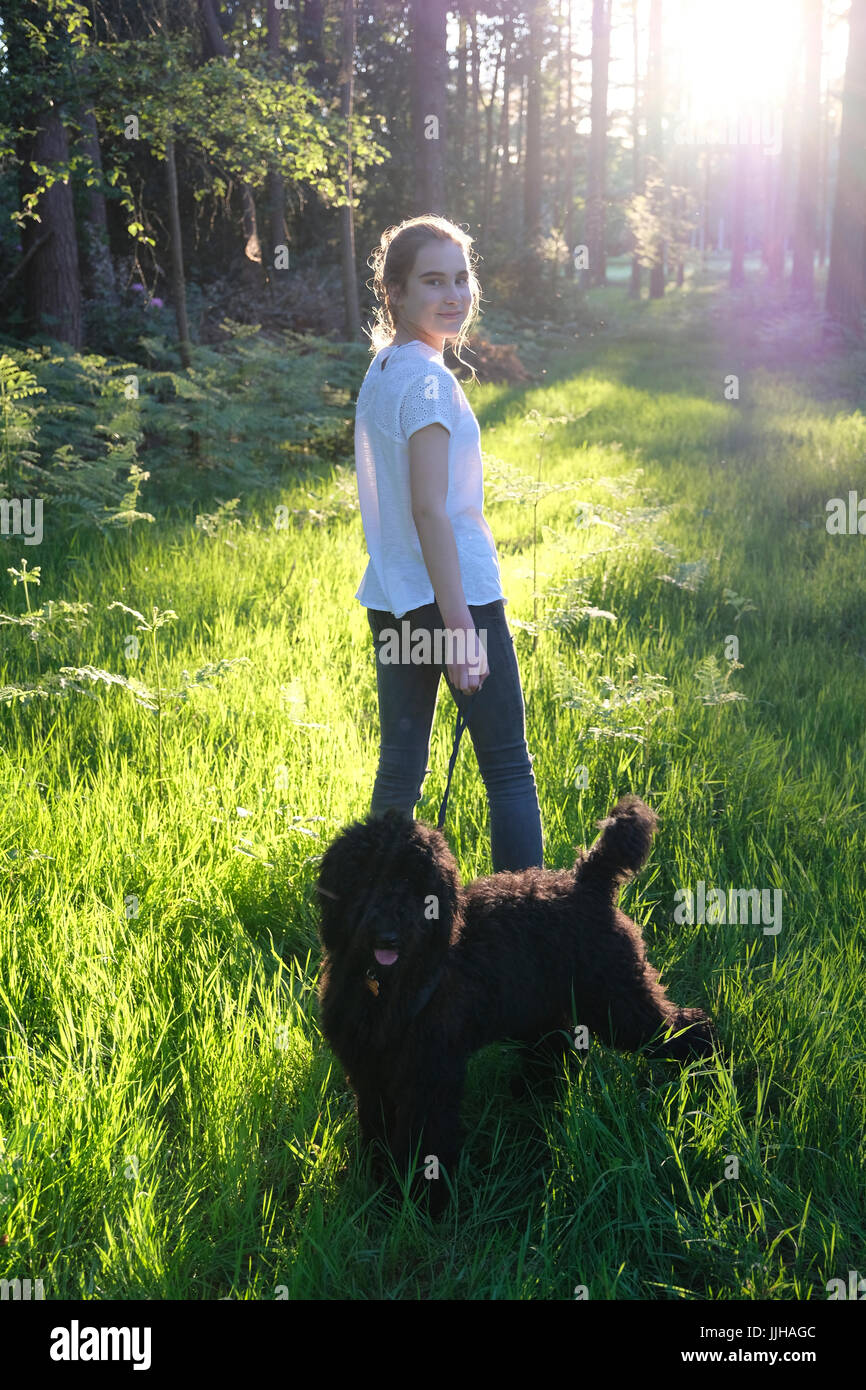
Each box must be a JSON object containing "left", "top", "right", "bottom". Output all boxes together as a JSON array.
[
  {"left": 411, "top": 0, "right": 448, "bottom": 213},
  {"left": 563, "top": 2, "right": 576, "bottom": 282},
  {"left": 586, "top": 0, "right": 612, "bottom": 288},
  {"left": 729, "top": 145, "right": 748, "bottom": 288},
  {"left": 165, "top": 134, "right": 192, "bottom": 369},
  {"left": 496, "top": 13, "right": 514, "bottom": 238},
  {"left": 78, "top": 107, "right": 118, "bottom": 305},
  {"left": 701, "top": 150, "right": 711, "bottom": 266},
  {"left": 767, "top": 56, "right": 798, "bottom": 283},
  {"left": 481, "top": 36, "right": 504, "bottom": 241},
  {"left": 523, "top": 0, "right": 544, "bottom": 262},
  {"left": 647, "top": 0, "right": 665, "bottom": 298},
  {"left": 672, "top": 144, "right": 685, "bottom": 286},
  {"left": 555, "top": 0, "right": 564, "bottom": 229},
  {"left": 761, "top": 149, "right": 774, "bottom": 269},
  {"left": 517, "top": 66, "right": 527, "bottom": 181},
  {"left": 5, "top": 0, "right": 82, "bottom": 348},
  {"left": 198, "top": 0, "right": 261, "bottom": 262},
  {"left": 792, "top": 0, "right": 822, "bottom": 301},
  {"left": 339, "top": 0, "right": 361, "bottom": 339},
  {"left": 297, "top": 0, "right": 326, "bottom": 87},
  {"left": 470, "top": 11, "right": 481, "bottom": 218},
  {"left": 825, "top": 0, "right": 866, "bottom": 338},
  {"left": 294, "top": 0, "right": 328, "bottom": 248},
  {"left": 629, "top": 0, "right": 642, "bottom": 296},
  {"left": 514, "top": 63, "right": 528, "bottom": 253},
  {"left": 818, "top": 72, "right": 830, "bottom": 267},
  {"left": 267, "top": 0, "right": 290, "bottom": 276},
  {"left": 17, "top": 101, "right": 82, "bottom": 347},
  {"left": 455, "top": 16, "right": 468, "bottom": 188}
]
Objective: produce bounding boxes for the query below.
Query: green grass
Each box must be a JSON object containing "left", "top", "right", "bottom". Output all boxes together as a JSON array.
[{"left": 1, "top": 270, "right": 864, "bottom": 1299}]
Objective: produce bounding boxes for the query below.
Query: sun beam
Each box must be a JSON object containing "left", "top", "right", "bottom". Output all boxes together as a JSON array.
[{"left": 668, "top": 0, "right": 805, "bottom": 153}]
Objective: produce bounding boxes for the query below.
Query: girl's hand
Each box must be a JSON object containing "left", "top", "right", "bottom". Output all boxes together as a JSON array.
[{"left": 446, "top": 622, "right": 489, "bottom": 695}]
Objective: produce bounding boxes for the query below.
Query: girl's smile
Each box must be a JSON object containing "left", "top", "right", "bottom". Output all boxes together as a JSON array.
[{"left": 388, "top": 239, "right": 473, "bottom": 352}]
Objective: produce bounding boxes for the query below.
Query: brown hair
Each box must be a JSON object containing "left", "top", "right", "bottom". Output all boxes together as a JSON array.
[{"left": 366, "top": 214, "right": 482, "bottom": 380}]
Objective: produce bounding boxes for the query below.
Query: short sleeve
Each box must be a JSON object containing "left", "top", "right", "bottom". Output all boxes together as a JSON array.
[{"left": 398, "top": 366, "right": 457, "bottom": 441}]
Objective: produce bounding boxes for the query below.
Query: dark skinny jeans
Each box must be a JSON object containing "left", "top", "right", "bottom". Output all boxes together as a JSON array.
[{"left": 365, "top": 598, "right": 544, "bottom": 871}]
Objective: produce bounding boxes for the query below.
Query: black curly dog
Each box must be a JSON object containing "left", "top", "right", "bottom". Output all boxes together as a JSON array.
[{"left": 316, "top": 795, "right": 715, "bottom": 1213}]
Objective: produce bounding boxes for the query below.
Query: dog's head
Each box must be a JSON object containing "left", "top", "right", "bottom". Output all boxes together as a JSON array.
[{"left": 315, "top": 808, "right": 460, "bottom": 988}]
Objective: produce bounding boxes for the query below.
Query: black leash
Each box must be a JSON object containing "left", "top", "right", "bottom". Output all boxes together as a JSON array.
[
  {"left": 436, "top": 689, "right": 477, "bottom": 831},
  {"left": 407, "top": 960, "right": 446, "bottom": 1020},
  {"left": 334, "top": 683, "right": 478, "bottom": 1013}
]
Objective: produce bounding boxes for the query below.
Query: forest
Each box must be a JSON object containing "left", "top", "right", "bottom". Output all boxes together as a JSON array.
[
  {"left": 3, "top": 1, "right": 864, "bottom": 366},
  {"left": 0, "top": 0, "right": 864, "bottom": 1329}
]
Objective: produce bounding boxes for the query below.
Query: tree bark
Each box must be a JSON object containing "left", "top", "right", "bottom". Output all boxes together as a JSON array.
[
  {"left": 267, "top": 0, "right": 290, "bottom": 276},
  {"left": 672, "top": 145, "right": 685, "bottom": 286},
  {"left": 586, "top": 0, "right": 612, "bottom": 288},
  {"left": 729, "top": 145, "right": 748, "bottom": 288},
  {"left": 293, "top": 0, "right": 328, "bottom": 247},
  {"left": 469, "top": 11, "right": 481, "bottom": 216},
  {"left": 198, "top": 0, "right": 262, "bottom": 262},
  {"left": 563, "top": 2, "right": 576, "bottom": 282},
  {"left": 817, "top": 72, "right": 830, "bottom": 267},
  {"left": 339, "top": 0, "right": 361, "bottom": 339},
  {"left": 792, "top": 0, "right": 822, "bottom": 301},
  {"left": 701, "top": 150, "right": 711, "bottom": 266},
  {"left": 297, "top": 0, "right": 326, "bottom": 87},
  {"left": 78, "top": 107, "right": 118, "bottom": 305},
  {"left": 555, "top": 0, "right": 564, "bottom": 228},
  {"left": 0, "top": 231, "right": 51, "bottom": 304},
  {"left": 767, "top": 56, "right": 798, "bottom": 283},
  {"left": 825, "top": 0, "right": 866, "bottom": 338},
  {"left": 412, "top": 0, "right": 448, "bottom": 214},
  {"left": 523, "top": 0, "right": 544, "bottom": 260},
  {"left": 629, "top": 0, "right": 642, "bottom": 297},
  {"left": 647, "top": 0, "right": 665, "bottom": 298},
  {"left": 4, "top": 0, "right": 82, "bottom": 348},
  {"left": 517, "top": 65, "right": 527, "bottom": 188},
  {"left": 495, "top": 12, "right": 514, "bottom": 236},
  {"left": 481, "top": 34, "right": 504, "bottom": 240},
  {"left": 455, "top": 16, "right": 468, "bottom": 183},
  {"left": 165, "top": 134, "right": 192, "bottom": 369},
  {"left": 17, "top": 101, "right": 82, "bottom": 347}
]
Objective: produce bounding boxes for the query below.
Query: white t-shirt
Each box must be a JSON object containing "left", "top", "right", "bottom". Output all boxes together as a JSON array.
[{"left": 353, "top": 338, "right": 506, "bottom": 620}]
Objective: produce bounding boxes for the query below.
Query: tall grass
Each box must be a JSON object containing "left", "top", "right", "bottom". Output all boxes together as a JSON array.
[{"left": 0, "top": 274, "right": 864, "bottom": 1298}]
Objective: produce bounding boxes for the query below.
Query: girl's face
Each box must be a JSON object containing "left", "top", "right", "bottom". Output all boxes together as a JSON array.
[{"left": 388, "top": 239, "right": 473, "bottom": 350}]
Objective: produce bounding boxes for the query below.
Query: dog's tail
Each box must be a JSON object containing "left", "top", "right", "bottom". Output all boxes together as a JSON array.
[{"left": 574, "top": 794, "right": 658, "bottom": 888}]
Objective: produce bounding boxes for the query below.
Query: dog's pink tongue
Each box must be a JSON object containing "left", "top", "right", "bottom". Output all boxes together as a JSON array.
[{"left": 374, "top": 948, "right": 398, "bottom": 966}]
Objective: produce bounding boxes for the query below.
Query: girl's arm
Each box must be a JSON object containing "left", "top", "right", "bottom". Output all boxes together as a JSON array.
[
  {"left": 409, "top": 423, "right": 472, "bottom": 629},
  {"left": 409, "top": 423, "right": 489, "bottom": 692}
]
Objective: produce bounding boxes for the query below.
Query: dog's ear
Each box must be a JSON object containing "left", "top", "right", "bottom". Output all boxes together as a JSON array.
[
  {"left": 314, "top": 874, "right": 342, "bottom": 949},
  {"left": 314, "top": 826, "right": 363, "bottom": 948}
]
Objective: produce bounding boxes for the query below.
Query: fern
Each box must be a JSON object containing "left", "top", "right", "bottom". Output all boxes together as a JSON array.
[
  {"left": 555, "top": 653, "right": 672, "bottom": 744},
  {"left": 0, "top": 353, "right": 46, "bottom": 495},
  {"left": 1, "top": 588, "right": 252, "bottom": 819},
  {"left": 0, "top": 347, "right": 154, "bottom": 534},
  {"left": 658, "top": 558, "right": 710, "bottom": 591},
  {"left": 722, "top": 587, "right": 758, "bottom": 623},
  {"left": 694, "top": 654, "right": 747, "bottom": 705}
]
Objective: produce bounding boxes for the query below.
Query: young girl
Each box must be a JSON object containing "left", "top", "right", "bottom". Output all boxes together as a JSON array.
[{"left": 354, "top": 214, "right": 544, "bottom": 872}]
